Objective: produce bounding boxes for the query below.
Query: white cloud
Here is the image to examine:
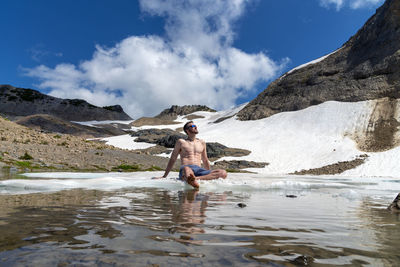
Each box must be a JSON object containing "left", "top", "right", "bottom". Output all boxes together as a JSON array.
[
  {"left": 25, "top": 0, "right": 287, "bottom": 118},
  {"left": 319, "top": 0, "right": 383, "bottom": 10},
  {"left": 349, "top": 0, "right": 383, "bottom": 9}
]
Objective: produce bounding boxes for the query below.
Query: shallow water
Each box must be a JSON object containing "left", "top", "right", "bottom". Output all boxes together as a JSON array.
[{"left": 0, "top": 172, "right": 400, "bottom": 266}]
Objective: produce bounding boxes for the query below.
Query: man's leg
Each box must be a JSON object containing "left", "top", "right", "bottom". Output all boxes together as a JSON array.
[
  {"left": 183, "top": 166, "right": 200, "bottom": 188},
  {"left": 196, "top": 169, "right": 227, "bottom": 180}
]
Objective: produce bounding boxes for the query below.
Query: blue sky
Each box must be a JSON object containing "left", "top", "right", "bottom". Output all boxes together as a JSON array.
[{"left": 0, "top": 0, "right": 384, "bottom": 117}]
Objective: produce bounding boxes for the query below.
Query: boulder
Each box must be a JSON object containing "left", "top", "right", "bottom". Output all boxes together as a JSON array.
[
  {"left": 131, "top": 129, "right": 185, "bottom": 147},
  {"left": 388, "top": 193, "right": 400, "bottom": 212},
  {"left": 213, "top": 160, "right": 268, "bottom": 170},
  {"left": 206, "top": 143, "right": 250, "bottom": 160}
]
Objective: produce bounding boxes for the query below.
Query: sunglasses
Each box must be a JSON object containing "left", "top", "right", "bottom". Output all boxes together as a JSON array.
[{"left": 189, "top": 124, "right": 197, "bottom": 128}]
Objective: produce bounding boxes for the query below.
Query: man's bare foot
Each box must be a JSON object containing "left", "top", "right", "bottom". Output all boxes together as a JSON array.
[{"left": 186, "top": 173, "right": 199, "bottom": 188}]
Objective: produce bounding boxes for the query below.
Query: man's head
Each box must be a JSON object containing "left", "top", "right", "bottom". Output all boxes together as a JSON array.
[{"left": 183, "top": 121, "right": 198, "bottom": 135}]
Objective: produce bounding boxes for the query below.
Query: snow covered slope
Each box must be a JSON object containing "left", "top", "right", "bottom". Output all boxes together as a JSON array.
[{"left": 99, "top": 99, "right": 400, "bottom": 178}]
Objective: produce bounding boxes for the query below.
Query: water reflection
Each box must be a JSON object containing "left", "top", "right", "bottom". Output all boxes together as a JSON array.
[
  {"left": 356, "top": 198, "right": 400, "bottom": 265},
  {"left": 0, "top": 187, "right": 400, "bottom": 266},
  {"left": 0, "top": 167, "right": 19, "bottom": 181}
]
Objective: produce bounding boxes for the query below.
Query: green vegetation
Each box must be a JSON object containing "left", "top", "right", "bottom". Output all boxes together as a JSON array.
[
  {"left": 14, "top": 161, "right": 40, "bottom": 170},
  {"left": 111, "top": 164, "right": 163, "bottom": 172},
  {"left": 112, "top": 164, "right": 140, "bottom": 171},
  {"left": 144, "top": 165, "right": 163, "bottom": 171},
  {"left": 15, "top": 161, "right": 33, "bottom": 168},
  {"left": 41, "top": 141, "right": 49, "bottom": 145},
  {"left": 226, "top": 168, "right": 242, "bottom": 173},
  {"left": 58, "top": 141, "right": 68, "bottom": 146},
  {"left": 53, "top": 134, "right": 62, "bottom": 139},
  {"left": 19, "top": 152, "right": 33, "bottom": 160},
  {"left": 92, "top": 165, "right": 108, "bottom": 171}
]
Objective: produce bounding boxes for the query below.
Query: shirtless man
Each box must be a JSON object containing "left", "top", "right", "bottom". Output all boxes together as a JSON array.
[{"left": 159, "top": 121, "right": 227, "bottom": 188}]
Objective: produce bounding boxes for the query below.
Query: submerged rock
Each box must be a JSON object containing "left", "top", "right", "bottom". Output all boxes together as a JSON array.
[
  {"left": 291, "top": 255, "right": 314, "bottom": 266},
  {"left": 388, "top": 193, "right": 400, "bottom": 212}
]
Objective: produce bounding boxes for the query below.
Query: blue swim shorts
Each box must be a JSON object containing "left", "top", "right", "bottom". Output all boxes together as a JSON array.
[{"left": 179, "top": 165, "right": 211, "bottom": 180}]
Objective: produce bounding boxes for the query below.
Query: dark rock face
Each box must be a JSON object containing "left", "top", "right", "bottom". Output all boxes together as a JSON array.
[
  {"left": 291, "top": 154, "right": 368, "bottom": 175},
  {"left": 388, "top": 193, "right": 400, "bottom": 212},
  {"left": 131, "top": 129, "right": 185, "bottom": 148},
  {"left": 16, "top": 114, "right": 128, "bottom": 137},
  {"left": 0, "top": 85, "right": 132, "bottom": 121},
  {"left": 133, "top": 145, "right": 171, "bottom": 156},
  {"left": 155, "top": 105, "right": 216, "bottom": 120},
  {"left": 237, "top": 0, "right": 400, "bottom": 120},
  {"left": 206, "top": 143, "right": 250, "bottom": 160},
  {"left": 213, "top": 160, "right": 268, "bottom": 170}
]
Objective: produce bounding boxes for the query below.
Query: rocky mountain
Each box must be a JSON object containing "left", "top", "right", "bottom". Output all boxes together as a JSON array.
[
  {"left": 155, "top": 105, "right": 216, "bottom": 120},
  {"left": 237, "top": 0, "right": 400, "bottom": 120},
  {"left": 131, "top": 105, "right": 216, "bottom": 127},
  {"left": 0, "top": 85, "right": 132, "bottom": 121}
]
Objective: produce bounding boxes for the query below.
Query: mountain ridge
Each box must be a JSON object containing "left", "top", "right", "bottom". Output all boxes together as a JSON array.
[
  {"left": 237, "top": 0, "right": 400, "bottom": 120},
  {"left": 0, "top": 84, "right": 132, "bottom": 121}
]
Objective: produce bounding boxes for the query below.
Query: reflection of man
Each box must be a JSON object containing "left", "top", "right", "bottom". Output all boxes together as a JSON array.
[
  {"left": 159, "top": 121, "right": 227, "bottom": 188},
  {"left": 165, "top": 190, "right": 227, "bottom": 237}
]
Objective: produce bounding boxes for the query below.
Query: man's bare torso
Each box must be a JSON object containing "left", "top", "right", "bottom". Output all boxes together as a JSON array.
[{"left": 178, "top": 138, "right": 205, "bottom": 166}]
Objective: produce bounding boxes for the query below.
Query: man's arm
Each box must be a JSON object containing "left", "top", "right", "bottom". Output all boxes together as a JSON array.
[
  {"left": 201, "top": 140, "right": 211, "bottom": 170},
  {"left": 161, "top": 139, "right": 182, "bottom": 178}
]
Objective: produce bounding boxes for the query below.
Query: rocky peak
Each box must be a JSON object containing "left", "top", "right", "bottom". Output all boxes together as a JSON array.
[
  {"left": 103, "top": 105, "right": 125, "bottom": 113},
  {"left": 155, "top": 105, "right": 216, "bottom": 120},
  {"left": 237, "top": 0, "right": 400, "bottom": 120}
]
